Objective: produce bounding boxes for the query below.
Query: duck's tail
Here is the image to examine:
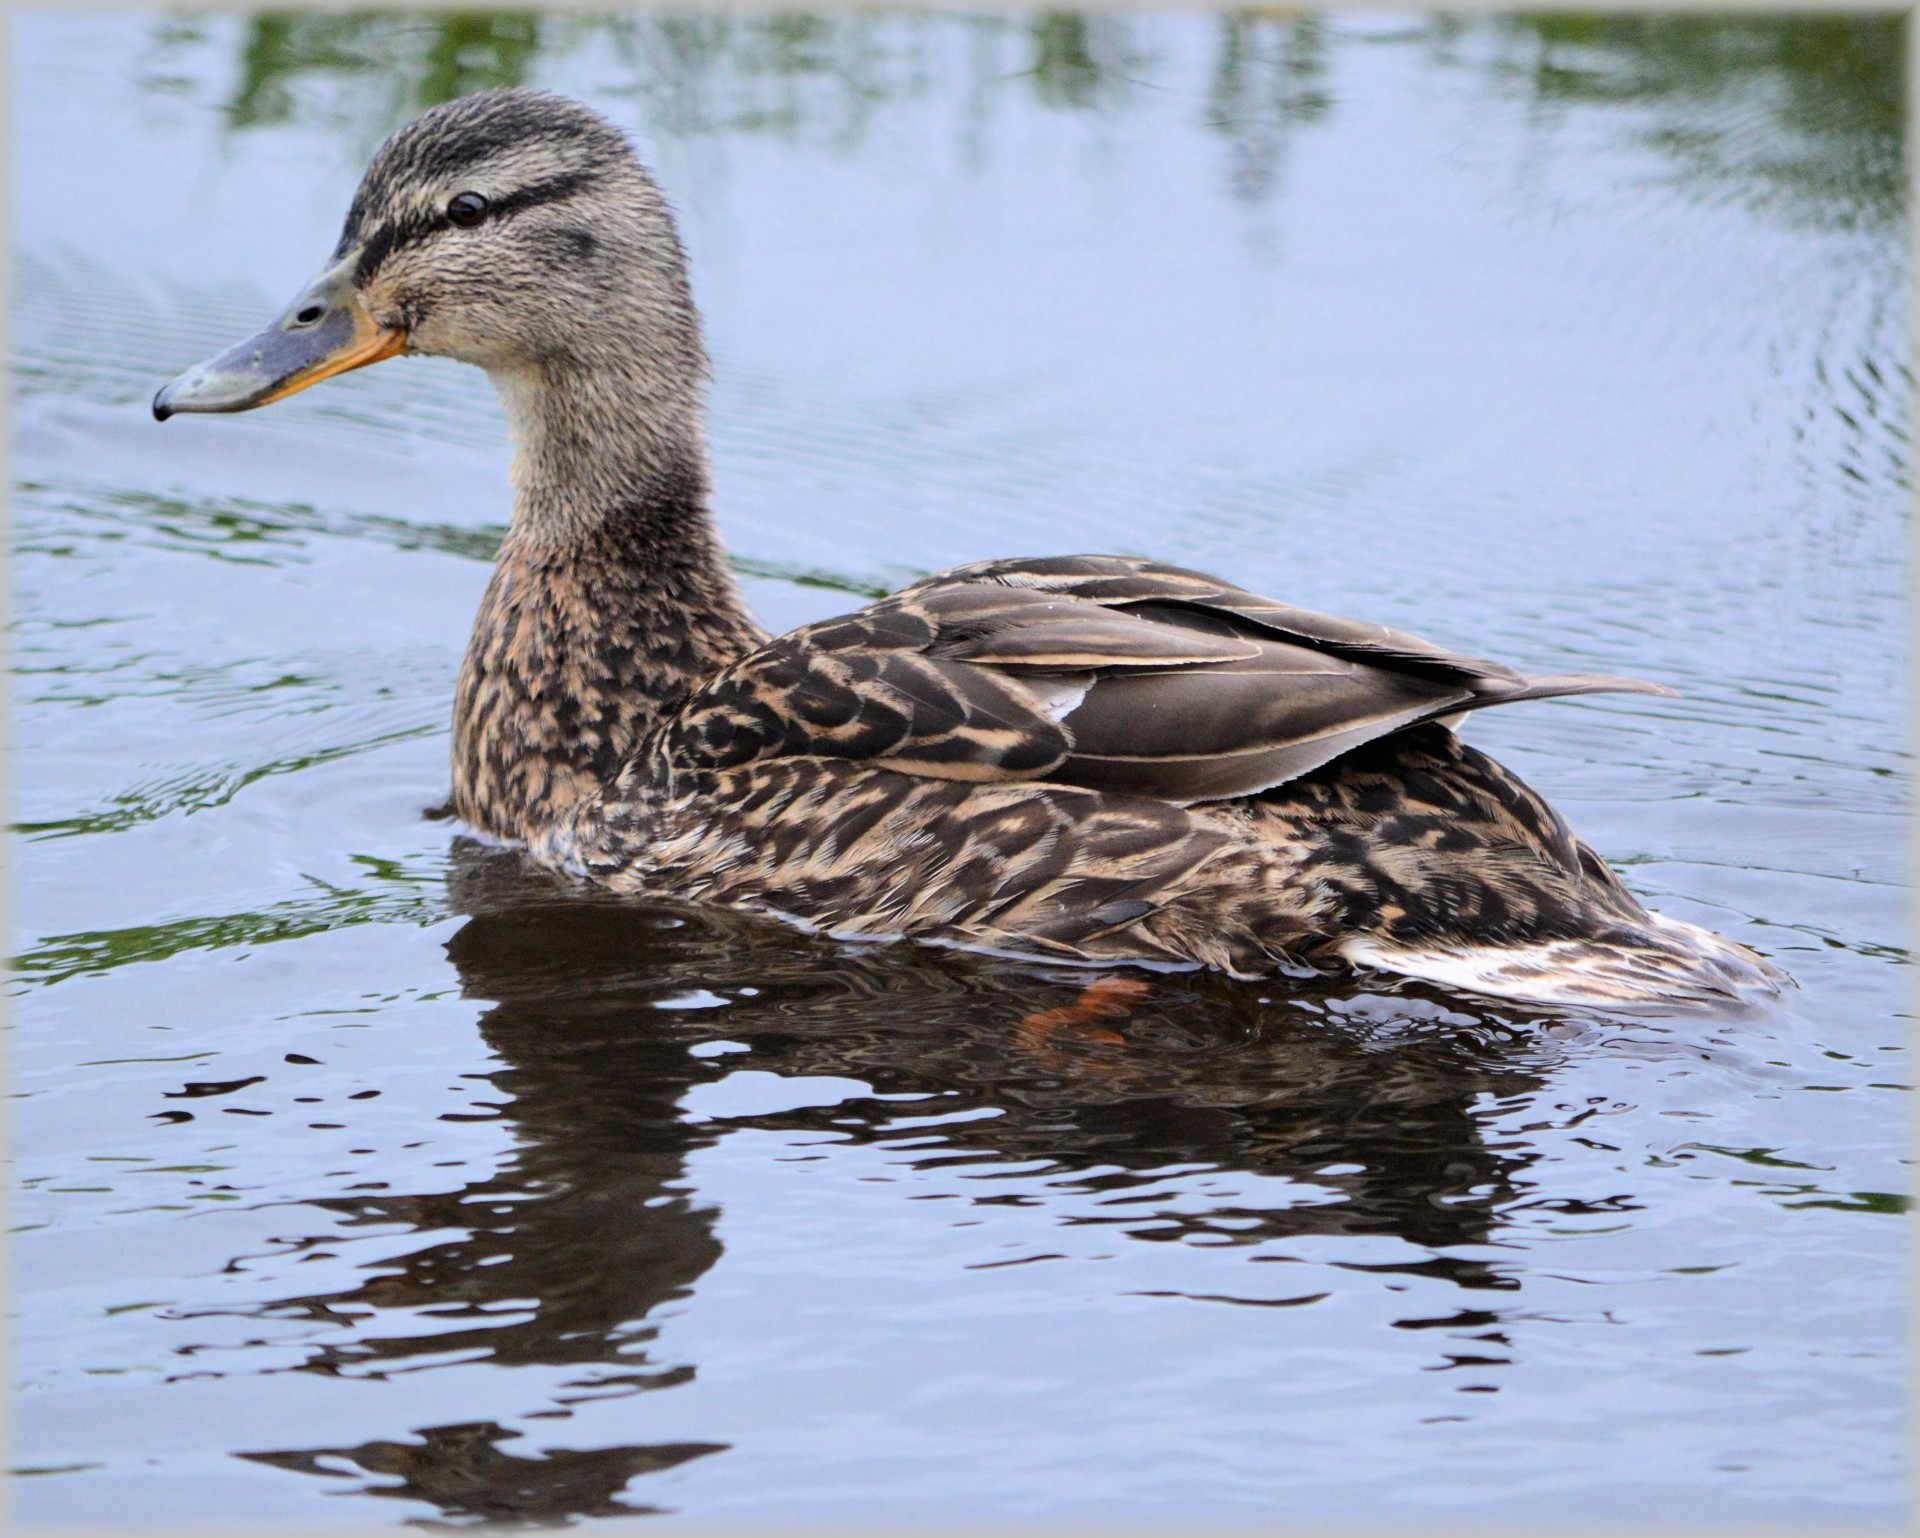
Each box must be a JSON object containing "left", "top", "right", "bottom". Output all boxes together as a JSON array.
[
  {"left": 1252, "top": 724, "right": 1790, "bottom": 1011},
  {"left": 1337, "top": 911, "right": 1789, "bottom": 1010}
]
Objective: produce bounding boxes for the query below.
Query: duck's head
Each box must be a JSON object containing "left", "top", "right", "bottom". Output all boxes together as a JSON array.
[{"left": 153, "top": 89, "right": 702, "bottom": 423}]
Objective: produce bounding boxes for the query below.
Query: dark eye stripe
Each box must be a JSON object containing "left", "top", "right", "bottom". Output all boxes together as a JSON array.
[
  {"left": 487, "top": 169, "right": 599, "bottom": 220},
  {"left": 349, "top": 168, "right": 602, "bottom": 283},
  {"left": 352, "top": 210, "right": 437, "bottom": 284}
]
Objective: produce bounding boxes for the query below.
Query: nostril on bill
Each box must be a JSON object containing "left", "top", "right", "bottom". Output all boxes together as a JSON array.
[{"left": 294, "top": 304, "right": 324, "bottom": 325}]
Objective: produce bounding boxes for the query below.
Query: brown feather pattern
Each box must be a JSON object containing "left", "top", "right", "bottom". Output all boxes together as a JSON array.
[
  {"left": 195, "top": 89, "right": 1786, "bottom": 1009},
  {"left": 645, "top": 555, "right": 1676, "bottom": 807}
]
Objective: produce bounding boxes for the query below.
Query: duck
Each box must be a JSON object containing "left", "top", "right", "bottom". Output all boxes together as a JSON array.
[{"left": 153, "top": 87, "right": 1786, "bottom": 1010}]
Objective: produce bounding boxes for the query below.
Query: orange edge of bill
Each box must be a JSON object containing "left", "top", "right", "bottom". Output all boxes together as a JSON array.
[{"left": 257, "top": 325, "right": 407, "bottom": 407}]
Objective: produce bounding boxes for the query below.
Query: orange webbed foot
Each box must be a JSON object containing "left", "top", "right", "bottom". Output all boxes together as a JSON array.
[{"left": 1018, "top": 976, "right": 1156, "bottom": 1048}]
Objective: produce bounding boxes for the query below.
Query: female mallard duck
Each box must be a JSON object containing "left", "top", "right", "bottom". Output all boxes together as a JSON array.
[{"left": 154, "top": 88, "right": 1784, "bottom": 1009}]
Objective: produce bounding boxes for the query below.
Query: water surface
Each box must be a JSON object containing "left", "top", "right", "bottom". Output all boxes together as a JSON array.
[{"left": 10, "top": 10, "right": 1909, "bottom": 1527}]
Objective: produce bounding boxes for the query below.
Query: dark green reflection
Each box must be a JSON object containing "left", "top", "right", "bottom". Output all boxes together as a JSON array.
[
  {"left": 11, "top": 856, "right": 447, "bottom": 984},
  {"left": 1026, "top": 11, "right": 1132, "bottom": 110},
  {"left": 1207, "top": 13, "right": 1331, "bottom": 203},
  {"left": 227, "top": 11, "right": 544, "bottom": 128},
  {"left": 9, "top": 727, "right": 440, "bottom": 844},
  {"left": 144, "top": 10, "right": 1904, "bottom": 226},
  {"left": 1470, "top": 12, "right": 1904, "bottom": 231}
]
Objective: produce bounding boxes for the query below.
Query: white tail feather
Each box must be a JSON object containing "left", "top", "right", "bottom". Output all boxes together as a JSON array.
[{"left": 1339, "top": 911, "right": 1789, "bottom": 1010}]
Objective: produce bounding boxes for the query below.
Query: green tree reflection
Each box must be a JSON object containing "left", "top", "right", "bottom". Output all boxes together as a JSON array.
[
  {"left": 1207, "top": 13, "right": 1331, "bottom": 203},
  {"left": 225, "top": 10, "right": 545, "bottom": 129},
  {"left": 1472, "top": 12, "right": 1904, "bottom": 232},
  {"left": 1025, "top": 11, "right": 1141, "bottom": 110},
  {"left": 597, "top": 11, "right": 924, "bottom": 146},
  {"left": 152, "top": 9, "right": 1902, "bottom": 226}
]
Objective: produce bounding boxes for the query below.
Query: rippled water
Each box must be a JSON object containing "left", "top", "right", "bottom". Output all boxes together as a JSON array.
[{"left": 11, "top": 10, "right": 1909, "bottom": 1527}]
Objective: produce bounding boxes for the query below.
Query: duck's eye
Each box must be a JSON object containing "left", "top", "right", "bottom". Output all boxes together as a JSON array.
[{"left": 446, "top": 192, "right": 490, "bottom": 228}]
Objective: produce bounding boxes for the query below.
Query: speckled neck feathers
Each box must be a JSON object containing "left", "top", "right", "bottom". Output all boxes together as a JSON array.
[
  {"left": 451, "top": 498, "right": 762, "bottom": 842},
  {"left": 451, "top": 337, "right": 764, "bottom": 840}
]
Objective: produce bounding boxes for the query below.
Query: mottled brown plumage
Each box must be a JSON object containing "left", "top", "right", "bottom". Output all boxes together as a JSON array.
[
  {"left": 648, "top": 554, "right": 1676, "bottom": 804},
  {"left": 155, "top": 88, "right": 1788, "bottom": 1009},
  {"left": 453, "top": 458, "right": 763, "bottom": 837}
]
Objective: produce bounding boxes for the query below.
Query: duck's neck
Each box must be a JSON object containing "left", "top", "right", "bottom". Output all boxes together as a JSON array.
[{"left": 452, "top": 362, "right": 765, "bottom": 842}]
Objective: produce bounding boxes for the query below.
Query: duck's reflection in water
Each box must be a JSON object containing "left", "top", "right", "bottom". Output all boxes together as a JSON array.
[{"left": 242, "top": 841, "right": 1558, "bottom": 1524}]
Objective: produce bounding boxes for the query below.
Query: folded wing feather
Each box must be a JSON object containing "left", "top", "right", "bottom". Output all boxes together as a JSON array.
[{"left": 656, "top": 555, "right": 1675, "bottom": 803}]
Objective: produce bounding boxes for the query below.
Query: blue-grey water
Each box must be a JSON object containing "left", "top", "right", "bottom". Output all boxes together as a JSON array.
[{"left": 9, "top": 9, "right": 1909, "bottom": 1527}]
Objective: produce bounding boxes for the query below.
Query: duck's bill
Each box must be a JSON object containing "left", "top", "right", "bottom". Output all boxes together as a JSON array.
[{"left": 152, "top": 257, "right": 405, "bottom": 421}]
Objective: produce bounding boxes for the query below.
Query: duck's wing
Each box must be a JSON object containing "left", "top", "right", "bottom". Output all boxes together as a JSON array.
[{"left": 658, "top": 555, "right": 1673, "bottom": 804}]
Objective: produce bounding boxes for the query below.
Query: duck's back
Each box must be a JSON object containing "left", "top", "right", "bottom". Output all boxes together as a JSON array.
[{"left": 548, "top": 557, "right": 1782, "bottom": 1008}]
